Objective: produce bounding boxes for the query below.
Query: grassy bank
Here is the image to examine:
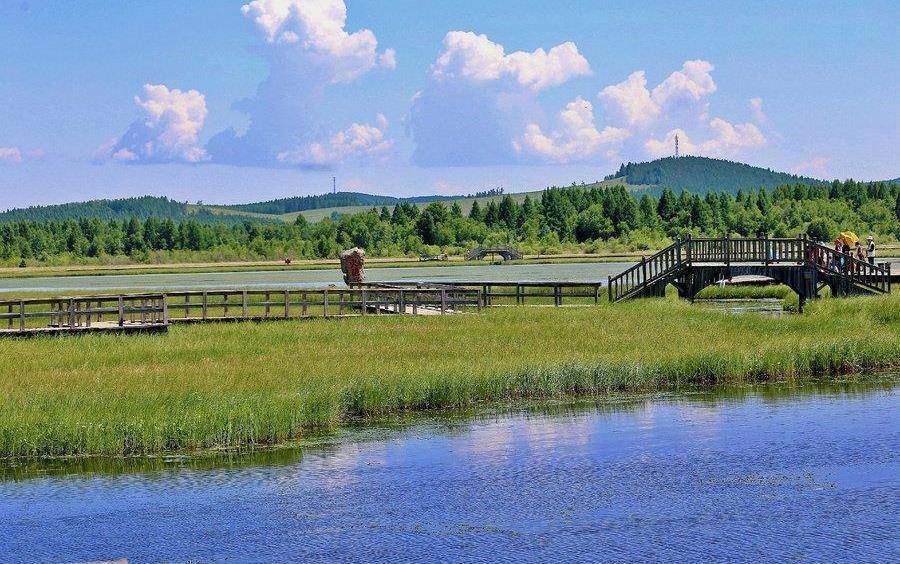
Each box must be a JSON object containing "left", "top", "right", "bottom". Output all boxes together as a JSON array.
[{"left": 1, "top": 295, "right": 898, "bottom": 459}]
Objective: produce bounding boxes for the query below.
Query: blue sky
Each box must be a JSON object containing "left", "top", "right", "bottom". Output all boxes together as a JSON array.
[{"left": 1, "top": 0, "right": 897, "bottom": 208}]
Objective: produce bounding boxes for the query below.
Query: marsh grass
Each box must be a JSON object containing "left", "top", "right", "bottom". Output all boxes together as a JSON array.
[{"left": 0, "top": 294, "right": 897, "bottom": 459}]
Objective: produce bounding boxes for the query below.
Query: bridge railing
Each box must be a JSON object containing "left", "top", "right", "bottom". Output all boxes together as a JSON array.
[
  {"left": 808, "top": 243, "right": 891, "bottom": 294},
  {"left": 689, "top": 236, "right": 806, "bottom": 264},
  {"left": 608, "top": 241, "right": 684, "bottom": 302}
]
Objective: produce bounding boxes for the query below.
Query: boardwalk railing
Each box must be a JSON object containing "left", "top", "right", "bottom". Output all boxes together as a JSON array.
[
  {"left": 608, "top": 235, "right": 891, "bottom": 302},
  {"left": 0, "top": 287, "right": 480, "bottom": 337},
  {"left": 393, "top": 281, "right": 605, "bottom": 307},
  {"left": 165, "top": 287, "right": 480, "bottom": 321},
  {"left": 0, "top": 294, "right": 167, "bottom": 335}
]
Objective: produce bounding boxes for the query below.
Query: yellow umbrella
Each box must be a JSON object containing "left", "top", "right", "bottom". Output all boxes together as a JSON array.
[{"left": 837, "top": 231, "right": 859, "bottom": 246}]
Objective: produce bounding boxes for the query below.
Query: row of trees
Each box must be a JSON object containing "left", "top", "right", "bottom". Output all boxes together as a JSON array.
[{"left": 2, "top": 180, "right": 897, "bottom": 266}]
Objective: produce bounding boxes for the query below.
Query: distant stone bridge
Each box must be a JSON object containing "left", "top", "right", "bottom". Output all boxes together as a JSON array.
[{"left": 464, "top": 246, "right": 524, "bottom": 261}]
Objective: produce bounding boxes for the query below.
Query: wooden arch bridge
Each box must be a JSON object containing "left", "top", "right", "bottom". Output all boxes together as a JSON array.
[{"left": 608, "top": 236, "right": 892, "bottom": 309}]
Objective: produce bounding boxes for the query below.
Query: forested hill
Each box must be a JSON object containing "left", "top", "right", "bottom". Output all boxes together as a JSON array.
[
  {"left": 0, "top": 196, "right": 189, "bottom": 222},
  {"left": 608, "top": 156, "right": 822, "bottom": 194},
  {"left": 0, "top": 196, "right": 278, "bottom": 225},
  {"left": 221, "top": 191, "right": 453, "bottom": 215}
]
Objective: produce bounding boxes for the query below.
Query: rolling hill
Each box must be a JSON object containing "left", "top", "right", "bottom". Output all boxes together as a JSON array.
[
  {"left": 1, "top": 157, "right": 831, "bottom": 224},
  {"left": 607, "top": 156, "right": 822, "bottom": 195}
]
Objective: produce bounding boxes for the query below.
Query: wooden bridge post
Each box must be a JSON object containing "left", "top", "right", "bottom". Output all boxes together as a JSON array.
[
  {"left": 7, "top": 304, "right": 12, "bottom": 329},
  {"left": 323, "top": 289, "right": 329, "bottom": 318},
  {"left": 641, "top": 257, "right": 648, "bottom": 286},
  {"left": 202, "top": 291, "right": 208, "bottom": 320},
  {"left": 19, "top": 300, "right": 25, "bottom": 332},
  {"left": 361, "top": 288, "right": 367, "bottom": 316},
  {"left": 685, "top": 234, "right": 692, "bottom": 264},
  {"left": 284, "top": 290, "right": 290, "bottom": 318},
  {"left": 607, "top": 276, "right": 612, "bottom": 302},
  {"left": 724, "top": 233, "right": 731, "bottom": 267},
  {"left": 117, "top": 296, "right": 125, "bottom": 327},
  {"left": 440, "top": 289, "right": 447, "bottom": 314},
  {"left": 242, "top": 290, "right": 249, "bottom": 319}
]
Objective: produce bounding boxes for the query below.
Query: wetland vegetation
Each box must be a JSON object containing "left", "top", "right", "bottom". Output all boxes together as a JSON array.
[{"left": 1, "top": 293, "right": 897, "bottom": 460}]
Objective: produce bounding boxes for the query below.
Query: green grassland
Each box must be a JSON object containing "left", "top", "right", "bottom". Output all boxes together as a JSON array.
[{"left": 0, "top": 293, "right": 897, "bottom": 459}]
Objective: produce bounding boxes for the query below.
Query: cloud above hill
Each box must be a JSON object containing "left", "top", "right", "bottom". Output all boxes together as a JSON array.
[
  {"left": 98, "top": 84, "right": 208, "bottom": 164},
  {"left": 409, "top": 31, "right": 591, "bottom": 166}
]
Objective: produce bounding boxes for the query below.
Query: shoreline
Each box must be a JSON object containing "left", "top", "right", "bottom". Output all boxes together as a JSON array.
[
  {"left": 1, "top": 296, "right": 897, "bottom": 460},
  {"left": 3, "top": 376, "right": 895, "bottom": 476}
]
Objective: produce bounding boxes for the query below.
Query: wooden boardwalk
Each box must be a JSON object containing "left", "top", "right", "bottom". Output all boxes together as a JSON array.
[
  {"left": 0, "top": 294, "right": 168, "bottom": 337},
  {"left": 608, "top": 236, "right": 892, "bottom": 309},
  {"left": 0, "top": 287, "right": 480, "bottom": 337}
]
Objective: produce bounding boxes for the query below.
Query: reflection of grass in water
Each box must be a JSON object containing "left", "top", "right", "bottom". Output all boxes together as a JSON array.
[
  {"left": 3, "top": 375, "right": 895, "bottom": 482},
  {"left": 0, "top": 294, "right": 897, "bottom": 460}
]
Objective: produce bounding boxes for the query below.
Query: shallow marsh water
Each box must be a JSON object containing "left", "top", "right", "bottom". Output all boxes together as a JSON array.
[
  {"left": 1, "top": 380, "right": 897, "bottom": 562},
  {"left": 0, "top": 262, "right": 627, "bottom": 293}
]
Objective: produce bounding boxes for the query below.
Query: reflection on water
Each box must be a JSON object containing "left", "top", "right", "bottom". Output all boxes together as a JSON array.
[
  {"left": 697, "top": 297, "right": 786, "bottom": 316},
  {"left": 1, "top": 378, "right": 897, "bottom": 562},
  {"left": 0, "top": 262, "right": 627, "bottom": 293}
]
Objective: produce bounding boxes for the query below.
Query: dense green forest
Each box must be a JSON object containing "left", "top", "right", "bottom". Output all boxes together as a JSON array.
[
  {"left": 2, "top": 180, "right": 897, "bottom": 267},
  {"left": 0, "top": 196, "right": 283, "bottom": 225},
  {"left": 0, "top": 196, "right": 191, "bottom": 223},
  {"left": 610, "top": 156, "right": 821, "bottom": 194}
]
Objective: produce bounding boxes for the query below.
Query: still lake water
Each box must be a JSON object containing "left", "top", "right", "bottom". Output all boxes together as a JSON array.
[
  {"left": 0, "top": 262, "right": 627, "bottom": 293},
  {"left": 2, "top": 381, "right": 897, "bottom": 562}
]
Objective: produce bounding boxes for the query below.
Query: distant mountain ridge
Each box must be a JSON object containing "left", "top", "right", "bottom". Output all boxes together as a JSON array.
[
  {"left": 220, "top": 192, "right": 455, "bottom": 215},
  {"left": 608, "top": 156, "right": 822, "bottom": 195},
  {"left": 0, "top": 157, "right": 853, "bottom": 224}
]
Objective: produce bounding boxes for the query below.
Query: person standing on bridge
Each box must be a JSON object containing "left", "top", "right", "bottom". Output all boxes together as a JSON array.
[
  {"left": 867, "top": 236, "right": 876, "bottom": 265},
  {"left": 833, "top": 239, "right": 845, "bottom": 272}
]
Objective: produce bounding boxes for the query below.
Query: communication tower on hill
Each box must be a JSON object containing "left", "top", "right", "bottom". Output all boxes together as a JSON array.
[{"left": 674, "top": 134, "right": 680, "bottom": 158}]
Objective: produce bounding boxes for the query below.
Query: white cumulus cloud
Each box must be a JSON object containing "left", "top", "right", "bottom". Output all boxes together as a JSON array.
[
  {"left": 651, "top": 59, "right": 717, "bottom": 106},
  {"left": 102, "top": 84, "right": 208, "bottom": 164},
  {"left": 209, "top": 0, "right": 395, "bottom": 167},
  {"left": 431, "top": 31, "right": 590, "bottom": 91},
  {"left": 645, "top": 118, "right": 765, "bottom": 159},
  {"left": 701, "top": 117, "right": 766, "bottom": 156},
  {"left": 516, "top": 98, "right": 629, "bottom": 163},
  {"left": 276, "top": 114, "right": 393, "bottom": 166},
  {"left": 598, "top": 71, "right": 660, "bottom": 128},
  {"left": 410, "top": 31, "right": 590, "bottom": 166},
  {"left": 240, "top": 0, "right": 393, "bottom": 83}
]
